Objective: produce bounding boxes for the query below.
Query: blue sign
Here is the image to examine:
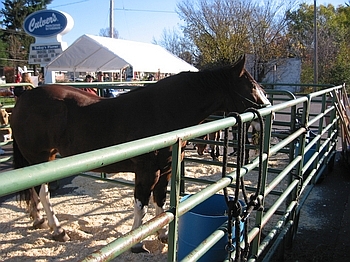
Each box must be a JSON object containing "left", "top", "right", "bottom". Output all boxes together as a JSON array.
[{"left": 23, "top": 10, "right": 69, "bottom": 38}]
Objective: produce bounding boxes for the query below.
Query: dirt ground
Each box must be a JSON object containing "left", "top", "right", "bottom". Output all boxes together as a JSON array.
[
  {"left": 0, "top": 146, "right": 237, "bottom": 262},
  {"left": 1, "top": 145, "right": 349, "bottom": 262},
  {"left": 281, "top": 151, "right": 350, "bottom": 262},
  {"left": 0, "top": 145, "right": 282, "bottom": 262},
  {"left": 0, "top": 172, "right": 169, "bottom": 262}
]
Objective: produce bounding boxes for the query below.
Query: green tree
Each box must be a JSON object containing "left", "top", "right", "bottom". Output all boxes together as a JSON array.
[
  {"left": 0, "top": 0, "right": 52, "bottom": 67},
  {"left": 286, "top": 3, "right": 350, "bottom": 85},
  {"left": 177, "top": 0, "right": 253, "bottom": 68},
  {"left": 0, "top": 35, "right": 7, "bottom": 66}
]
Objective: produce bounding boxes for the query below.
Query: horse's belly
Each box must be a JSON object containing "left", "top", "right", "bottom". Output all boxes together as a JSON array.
[{"left": 94, "top": 159, "right": 135, "bottom": 173}]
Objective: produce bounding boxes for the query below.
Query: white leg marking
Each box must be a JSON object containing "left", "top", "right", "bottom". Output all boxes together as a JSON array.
[
  {"left": 155, "top": 204, "right": 164, "bottom": 216},
  {"left": 28, "top": 188, "right": 46, "bottom": 227},
  {"left": 132, "top": 198, "right": 148, "bottom": 230},
  {"left": 39, "top": 184, "right": 63, "bottom": 235},
  {"left": 155, "top": 204, "right": 168, "bottom": 242}
]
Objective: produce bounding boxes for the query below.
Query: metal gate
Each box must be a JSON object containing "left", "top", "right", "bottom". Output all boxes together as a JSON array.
[{"left": 0, "top": 83, "right": 343, "bottom": 261}]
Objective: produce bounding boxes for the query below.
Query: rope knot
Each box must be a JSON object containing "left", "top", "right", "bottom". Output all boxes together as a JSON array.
[
  {"left": 228, "top": 200, "right": 242, "bottom": 218},
  {"left": 250, "top": 194, "right": 264, "bottom": 211}
]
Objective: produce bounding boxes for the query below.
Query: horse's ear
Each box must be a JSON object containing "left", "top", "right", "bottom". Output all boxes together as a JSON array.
[{"left": 233, "top": 55, "right": 246, "bottom": 77}]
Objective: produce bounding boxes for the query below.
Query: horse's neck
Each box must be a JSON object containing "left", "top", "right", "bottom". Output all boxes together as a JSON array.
[{"left": 151, "top": 73, "right": 224, "bottom": 126}]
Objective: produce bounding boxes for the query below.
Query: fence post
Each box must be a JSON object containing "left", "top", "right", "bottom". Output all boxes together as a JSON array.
[{"left": 167, "top": 138, "right": 183, "bottom": 262}]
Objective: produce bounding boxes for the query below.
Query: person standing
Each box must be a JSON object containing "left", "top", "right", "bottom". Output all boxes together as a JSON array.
[
  {"left": 82, "top": 74, "right": 97, "bottom": 95},
  {"left": 97, "top": 71, "right": 104, "bottom": 82},
  {"left": 13, "top": 72, "right": 33, "bottom": 99}
]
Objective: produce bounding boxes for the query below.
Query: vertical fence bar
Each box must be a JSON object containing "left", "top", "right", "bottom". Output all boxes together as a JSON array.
[
  {"left": 250, "top": 108, "right": 274, "bottom": 257},
  {"left": 168, "top": 139, "right": 183, "bottom": 262}
]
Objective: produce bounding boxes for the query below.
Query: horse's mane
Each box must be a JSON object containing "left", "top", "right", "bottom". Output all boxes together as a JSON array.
[
  {"left": 193, "top": 64, "right": 239, "bottom": 90},
  {"left": 116, "top": 57, "right": 261, "bottom": 96}
]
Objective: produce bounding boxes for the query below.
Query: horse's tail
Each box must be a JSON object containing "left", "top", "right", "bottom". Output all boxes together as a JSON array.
[
  {"left": 12, "top": 139, "right": 31, "bottom": 203},
  {"left": 13, "top": 139, "right": 29, "bottom": 169}
]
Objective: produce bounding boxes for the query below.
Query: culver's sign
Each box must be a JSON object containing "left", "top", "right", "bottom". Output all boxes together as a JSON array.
[{"left": 23, "top": 10, "right": 73, "bottom": 38}]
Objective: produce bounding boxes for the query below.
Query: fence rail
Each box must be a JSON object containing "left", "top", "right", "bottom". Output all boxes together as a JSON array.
[{"left": 0, "top": 83, "right": 342, "bottom": 261}]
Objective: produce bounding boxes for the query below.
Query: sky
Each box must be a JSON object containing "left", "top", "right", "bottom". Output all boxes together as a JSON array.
[
  {"left": 0, "top": 0, "right": 349, "bottom": 46},
  {"left": 47, "top": 0, "right": 182, "bottom": 46}
]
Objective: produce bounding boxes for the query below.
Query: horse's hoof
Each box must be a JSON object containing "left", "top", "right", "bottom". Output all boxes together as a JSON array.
[
  {"left": 33, "top": 218, "right": 48, "bottom": 229},
  {"left": 158, "top": 235, "right": 168, "bottom": 244},
  {"left": 131, "top": 243, "right": 150, "bottom": 253},
  {"left": 52, "top": 230, "right": 70, "bottom": 242},
  {"left": 157, "top": 228, "right": 168, "bottom": 243},
  {"left": 49, "top": 180, "right": 60, "bottom": 191}
]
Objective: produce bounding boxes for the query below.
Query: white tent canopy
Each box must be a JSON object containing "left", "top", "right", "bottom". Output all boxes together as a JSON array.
[{"left": 46, "top": 34, "right": 198, "bottom": 74}]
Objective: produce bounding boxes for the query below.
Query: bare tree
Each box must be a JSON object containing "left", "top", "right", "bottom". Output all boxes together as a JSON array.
[
  {"left": 99, "top": 27, "right": 119, "bottom": 39},
  {"left": 154, "top": 27, "right": 196, "bottom": 65},
  {"left": 175, "top": 0, "right": 293, "bottom": 79},
  {"left": 177, "top": 0, "right": 254, "bottom": 68},
  {"left": 247, "top": 0, "right": 294, "bottom": 81}
]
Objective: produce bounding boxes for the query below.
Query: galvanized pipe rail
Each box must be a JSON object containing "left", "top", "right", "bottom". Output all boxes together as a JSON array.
[
  {"left": 0, "top": 84, "right": 342, "bottom": 261},
  {"left": 180, "top": 86, "right": 340, "bottom": 261}
]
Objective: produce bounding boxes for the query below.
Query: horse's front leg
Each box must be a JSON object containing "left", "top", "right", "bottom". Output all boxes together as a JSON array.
[
  {"left": 131, "top": 198, "right": 148, "bottom": 231},
  {"left": 153, "top": 176, "right": 169, "bottom": 243},
  {"left": 130, "top": 195, "right": 150, "bottom": 253},
  {"left": 39, "top": 183, "right": 70, "bottom": 242},
  {"left": 130, "top": 165, "right": 159, "bottom": 253}
]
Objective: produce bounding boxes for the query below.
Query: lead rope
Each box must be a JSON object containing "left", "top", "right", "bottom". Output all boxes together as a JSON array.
[
  {"left": 223, "top": 112, "right": 245, "bottom": 262},
  {"left": 222, "top": 109, "right": 265, "bottom": 262},
  {"left": 240, "top": 108, "right": 265, "bottom": 260}
]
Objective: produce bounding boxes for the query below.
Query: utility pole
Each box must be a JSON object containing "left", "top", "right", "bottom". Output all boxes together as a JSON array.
[
  {"left": 110, "top": 0, "right": 114, "bottom": 38},
  {"left": 313, "top": 0, "right": 318, "bottom": 85}
]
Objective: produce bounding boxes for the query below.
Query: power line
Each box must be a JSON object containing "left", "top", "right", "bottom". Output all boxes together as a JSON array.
[
  {"left": 114, "top": 8, "right": 176, "bottom": 14},
  {"left": 49, "top": 0, "right": 89, "bottom": 9}
]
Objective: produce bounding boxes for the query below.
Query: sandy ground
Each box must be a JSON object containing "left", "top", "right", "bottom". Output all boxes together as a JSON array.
[
  {"left": 1, "top": 171, "right": 168, "bottom": 262},
  {"left": 0, "top": 146, "right": 292, "bottom": 262}
]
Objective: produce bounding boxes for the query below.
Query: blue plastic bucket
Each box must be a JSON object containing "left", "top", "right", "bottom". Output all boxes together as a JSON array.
[
  {"left": 178, "top": 194, "right": 244, "bottom": 262},
  {"left": 295, "top": 131, "right": 326, "bottom": 172}
]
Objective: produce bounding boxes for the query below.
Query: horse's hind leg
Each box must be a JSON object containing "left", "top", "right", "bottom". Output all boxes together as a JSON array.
[
  {"left": 27, "top": 187, "right": 48, "bottom": 229},
  {"left": 38, "top": 183, "right": 70, "bottom": 242},
  {"left": 210, "top": 144, "right": 217, "bottom": 160}
]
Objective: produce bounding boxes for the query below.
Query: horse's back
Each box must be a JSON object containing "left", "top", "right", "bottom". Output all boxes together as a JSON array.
[{"left": 11, "top": 85, "right": 101, "bottom": 164}]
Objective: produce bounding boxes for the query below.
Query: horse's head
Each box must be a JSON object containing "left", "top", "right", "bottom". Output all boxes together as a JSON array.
[{"left": 222, "top": 55, "right": 271, "bottom": 113}]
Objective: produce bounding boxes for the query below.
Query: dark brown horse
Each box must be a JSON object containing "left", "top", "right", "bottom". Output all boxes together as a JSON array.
[
  {"left": 11, "top": 56, "right": 271, "bottom": 253},
  {"left": 196, "top": 131, "right": 221, "bottom": 160}
]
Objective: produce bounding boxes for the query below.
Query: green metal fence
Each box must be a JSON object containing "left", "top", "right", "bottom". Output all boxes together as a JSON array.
[{"left": 0, "top": 83, "right": 342, "bottom": 261}]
